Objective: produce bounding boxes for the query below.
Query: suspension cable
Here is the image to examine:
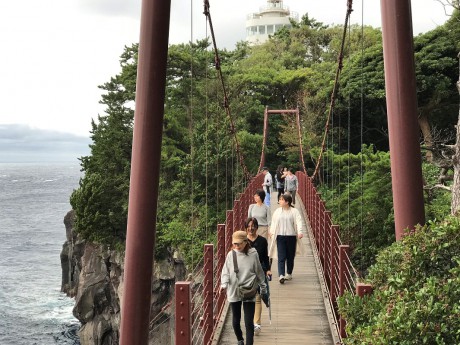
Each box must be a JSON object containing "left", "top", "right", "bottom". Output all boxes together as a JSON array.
[
  {"left": 347, "top": 14, "right": 352, "bottom": 245},
  {"left": 204, "top": 14, "right": 209, "bottom": 238},
  {"left": 359, "top": 0, "right": 365, "bottom": 274},
  {"left": 203, "top": 0, "right": 251, "bottom": 182},
  {"left": 295, "top": 108, "right": 308, "bottom": 174},
  {"left": 311, "top": 0, "right": 354, "bottom": 182},
  {"left": 331, "top": 103, "right": 334, "bottom": 196},
  {"left": 190, "top": 0, "right": 196, "bottom": 268},
  {"left": 340, "top": 17, "right": 353, "bottom": 218},
  {"left": 258, "top": 107, "right": 269, "bottom": 172}
]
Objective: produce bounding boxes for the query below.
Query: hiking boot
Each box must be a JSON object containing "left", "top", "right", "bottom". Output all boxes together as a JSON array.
[
  {"left": 254, "top": 323, "right": 261, "bottom": 335},
  {"left": 285, "top": 274, "right": 292, "bottom": 281},
  {"left": 279, "top": 275, "right": 285, "bottom": 284}
]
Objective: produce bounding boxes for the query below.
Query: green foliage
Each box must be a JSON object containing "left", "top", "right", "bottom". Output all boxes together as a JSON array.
[
  {"left": 70, "top": 46, "right": 135, "bottom": 245},
  {"left": 338, "top": 217, "right": 460, "bottom": 344},
  {"left": 320, "top": 148, "right": 453, "bottom": 271},
  {"left": 339, "top": 38, "right": 387, "bottom": 151},
  {"left": 70, "top": 41, "right": 251, "bottom": 265},
  {"left": 70, "top": 11, "right": 459, "bottom": 274},
  {"left": 414, "top": 10, "right": 460, "bottom": 131},
  {"left": 422, "top": 163, "right": 452, "bottom": 221},
  {"left": 319, "top": 146, "right": 395, "bottom": 271}
]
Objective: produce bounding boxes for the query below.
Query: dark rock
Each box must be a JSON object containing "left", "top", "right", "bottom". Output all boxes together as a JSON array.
[{"left": 60, "top": 210, "right": 184, "bottom": 345}]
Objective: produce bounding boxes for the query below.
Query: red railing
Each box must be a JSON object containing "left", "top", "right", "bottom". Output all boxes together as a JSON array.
[
  {"left": 174, "top": 173, "right": 264, "bottom": 345},
  {"left": 296, "top": 171, "right": 373, "bottom": 338}
]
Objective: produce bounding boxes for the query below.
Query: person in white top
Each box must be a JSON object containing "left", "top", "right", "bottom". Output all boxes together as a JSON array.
[
  {"left": 261, "top": 167, "right": 273, "bottom": 207},
  {"left": 268, "top": 193, "right": 304, "bottom": 284}
]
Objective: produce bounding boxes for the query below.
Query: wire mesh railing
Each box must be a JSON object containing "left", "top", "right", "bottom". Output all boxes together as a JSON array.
[
  {"left": 173, "top": 172, "right": 264, "bottom": 345},
  {"left": 296, "top": 170, "right": 373, "bottom": 339}
]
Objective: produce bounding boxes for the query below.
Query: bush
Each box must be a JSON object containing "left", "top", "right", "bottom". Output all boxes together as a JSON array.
[{"left": 338, "top": 217, "right": 460, "bottom": 344}]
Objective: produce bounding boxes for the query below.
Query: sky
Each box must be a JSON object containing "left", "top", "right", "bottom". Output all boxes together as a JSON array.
[{"left": 0, "top": 0, "right": 452, "bottom": 161}]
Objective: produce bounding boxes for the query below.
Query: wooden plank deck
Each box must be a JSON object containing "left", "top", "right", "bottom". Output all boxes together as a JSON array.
[{"left": 215, "top": 193, "right": 339, "bottom": 345}]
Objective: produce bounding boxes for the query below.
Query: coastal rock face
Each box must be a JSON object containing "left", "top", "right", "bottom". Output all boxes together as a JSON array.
[{"left": 61, "top": 210, "right": 186, "bottom": 345}]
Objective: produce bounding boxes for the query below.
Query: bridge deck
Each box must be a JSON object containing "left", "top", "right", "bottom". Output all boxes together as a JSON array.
[{"left": 215, "top": 194, "right": 337, "bottom": 345}]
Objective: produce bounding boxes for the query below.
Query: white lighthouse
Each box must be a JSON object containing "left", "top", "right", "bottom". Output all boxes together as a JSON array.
[{"left": 246, "top": 0, "right": 299, "bottom": 45}]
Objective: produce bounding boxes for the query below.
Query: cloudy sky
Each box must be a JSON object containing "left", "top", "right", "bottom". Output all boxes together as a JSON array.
[{"left": 0, "top": 0, "right": 452, "bottom": 161}]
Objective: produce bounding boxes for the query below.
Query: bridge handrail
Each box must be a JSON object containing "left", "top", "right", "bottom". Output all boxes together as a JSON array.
[
  {"left": 173, "top": 172, "right": 264, "bottom": 344},
  {"left": 296, "top": 171, "right": 372, "bottom": 338}
]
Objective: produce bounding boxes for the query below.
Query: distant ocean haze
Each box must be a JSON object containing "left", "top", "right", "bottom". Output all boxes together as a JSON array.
[
  {"left": 0, "top": 162, "right": 82, "bottom": 344},
  {"left": 0, "top": 124, "right": 90, "bottom": 163}
]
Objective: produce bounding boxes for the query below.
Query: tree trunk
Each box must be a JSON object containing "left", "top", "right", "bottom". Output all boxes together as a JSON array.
[
  {"left": 451, "top": 52, "right": 460, "bottom": 215},
  {"left": 418, "top": 111, "right": 433, "bottom": 162}
]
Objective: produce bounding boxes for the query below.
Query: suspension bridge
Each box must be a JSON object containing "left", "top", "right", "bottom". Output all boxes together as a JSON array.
[
  {"left": 118, "top": 0, "right": 427, "bottom": 344},
  {"left": 169, "top": 168, "right": 362, "bottom": 345}
]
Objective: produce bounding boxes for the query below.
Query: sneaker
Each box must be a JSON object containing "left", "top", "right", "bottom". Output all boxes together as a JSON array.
[
  {"left": 254, "top": 324, "right": 261, "bottom": 335},
  {"left": 285, "top": 274, "right": 292, "bottom": 281},
  {"left": 237, "top": 341, "right": 244, "bottom": 345},
  {"left": 279, "top": 275, "right": 285, "bottom": 284}
]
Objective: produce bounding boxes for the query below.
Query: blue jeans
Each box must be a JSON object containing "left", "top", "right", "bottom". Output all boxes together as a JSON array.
[
  {"left": 264, "top": 192, "right": 270, "bottom": 206},
  {"left": 276, "top": 235, "right": 297, "bottom": 276}
]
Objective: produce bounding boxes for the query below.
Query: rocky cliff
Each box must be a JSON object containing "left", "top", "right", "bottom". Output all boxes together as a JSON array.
[{"left": 60, "top": 210, "right": 186, "bottom": 345}]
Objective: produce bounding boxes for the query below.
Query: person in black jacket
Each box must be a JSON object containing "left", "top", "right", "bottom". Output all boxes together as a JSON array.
[
  {"left": 275, "top": 165, "right": 287, "bottom": 203},
  {"left": 245, "top": 217, "right": 271, "bottom": 336}
]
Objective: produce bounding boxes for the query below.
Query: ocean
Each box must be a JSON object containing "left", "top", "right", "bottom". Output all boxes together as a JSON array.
[{"left": 0, "top": 163, "right": 82, "bottom": 344}]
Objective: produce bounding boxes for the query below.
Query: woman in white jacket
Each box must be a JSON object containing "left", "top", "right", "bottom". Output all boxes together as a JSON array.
[
  {"left": 268, "top": 193, "right": 303, "bottom": 284},
  {"left": 221, "top": 231, "right": 267, "bottom": 345}
]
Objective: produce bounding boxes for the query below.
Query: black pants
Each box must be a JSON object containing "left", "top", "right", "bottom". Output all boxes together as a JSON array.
[
  {"left": 277, "top": 187, "right": 284, "bottom": 201},
  {"left": 287, "top": 189, "right": 296, "bottom": 204},
  {"left": 231, "top": 301, "right": 255, "bottom": 345},
  {"left": 277, "top": 235, "right": 297, "bottom": 276}
]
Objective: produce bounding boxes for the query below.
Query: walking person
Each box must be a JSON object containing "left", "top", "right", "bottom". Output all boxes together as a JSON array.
[
  {"left": 284, "top": 168, "right": 298, "bottom": 205},
  {"left": 221, "top": 231, "right": 268, "bottom": 345},
  {"left": 247, "top": 189, "right": 271, "bottom": 240},
  {"left": 245, "top": 217, "right": 271, "bottom": 336},
  {"left": 268, "top": 193, "right": 304, "bottom": 284},
  {"left": 261, "top": 167, "right": 273, "bottom": 206},
  {"left": 275, "top": 165, "right": 287, "bottom": 203}
]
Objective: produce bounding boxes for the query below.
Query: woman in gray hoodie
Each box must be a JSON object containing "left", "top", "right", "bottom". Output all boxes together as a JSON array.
[{"left": 221, "top": 231, "right": 267, "bottom": 345}]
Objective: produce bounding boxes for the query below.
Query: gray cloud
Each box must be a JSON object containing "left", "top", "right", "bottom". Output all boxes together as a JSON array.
[{"left": 0, "top": 125, "right": 91, "bottom": 163}]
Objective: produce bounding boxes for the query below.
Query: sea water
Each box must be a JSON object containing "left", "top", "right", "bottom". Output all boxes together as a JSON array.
[{"left": 0, "top": 163, "right": 82, "bottom": 344}]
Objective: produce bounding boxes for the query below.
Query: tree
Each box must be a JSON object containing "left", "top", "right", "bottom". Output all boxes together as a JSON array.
[
  {"left": 70, "top": 40, "right": 258, "bottom": 264},
  {"left": 414, "top": 15, "right": 460, "bottom": 161},
  {"left": 70, "top": 45, "right": 137, "bottom": 244},
  {"left": 451, "top": 52, "right": 460, "bottom": 214}
]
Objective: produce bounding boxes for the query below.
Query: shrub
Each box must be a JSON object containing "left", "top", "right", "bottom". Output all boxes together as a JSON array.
[{"left": 338, "top": 217, "right": 460, "bottom": 344}]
